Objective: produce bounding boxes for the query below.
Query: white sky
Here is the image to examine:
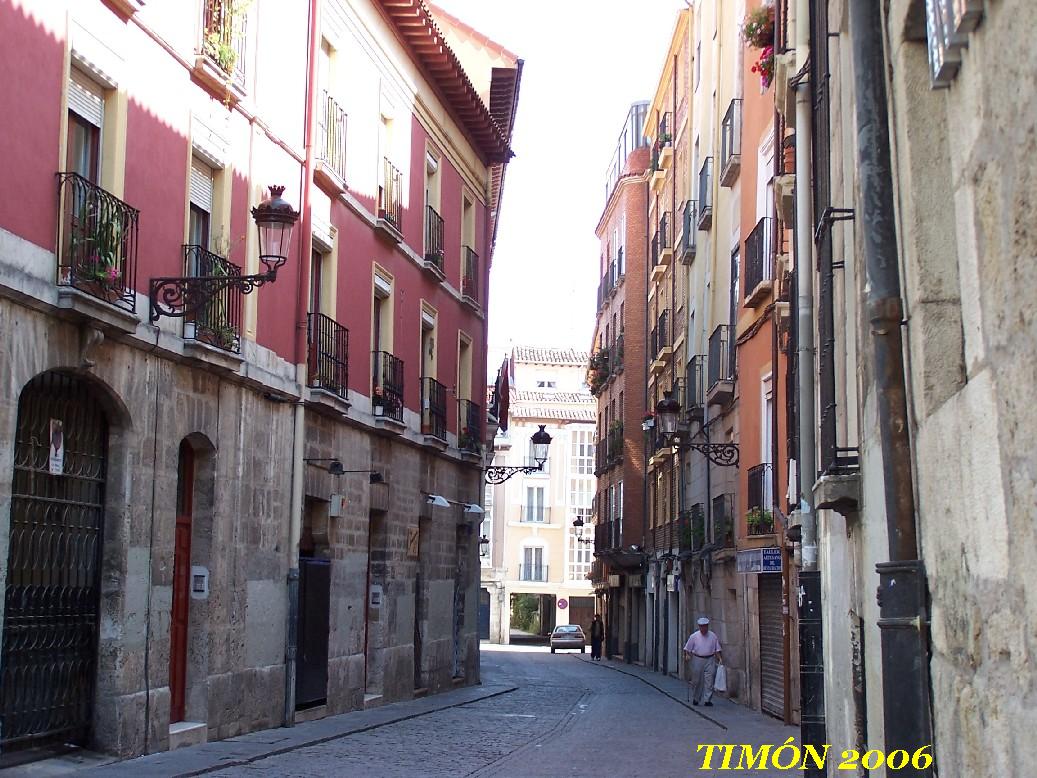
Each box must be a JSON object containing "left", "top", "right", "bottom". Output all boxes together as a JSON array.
[{"left": 431, "top": 1, "right": 687, "bottom": 377}]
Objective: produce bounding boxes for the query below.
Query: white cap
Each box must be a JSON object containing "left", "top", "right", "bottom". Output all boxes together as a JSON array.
[{"left": 697, "top": 617, "right": 710, "bottom": 626}]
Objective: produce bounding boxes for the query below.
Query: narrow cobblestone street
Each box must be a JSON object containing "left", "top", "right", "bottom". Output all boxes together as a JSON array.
[{"left": 62, "top": 645, "right": 795, "bottom": 777}]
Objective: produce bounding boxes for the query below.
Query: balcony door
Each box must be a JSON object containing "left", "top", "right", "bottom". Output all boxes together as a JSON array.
[
  {"left": 523, "top": 547, "right": 544, "bottom": 581},
  {"left": 525, "top": 486, "right": 545, "bottom": 523}
]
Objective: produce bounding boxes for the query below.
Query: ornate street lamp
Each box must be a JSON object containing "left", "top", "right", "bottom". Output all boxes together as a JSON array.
[
  {"left": 484, "top": 424, "right": 552, "bottom": 484},
  {"left": 149, "top": 185, "right": 300, "bottom": 321},
  {"left": 654, "top": 390, "right": 739, "bottom": 467}
]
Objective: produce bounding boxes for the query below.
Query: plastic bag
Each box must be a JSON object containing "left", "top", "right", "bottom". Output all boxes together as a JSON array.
[{"left": 714, "top": 663, "right": 727, "bottom": 694}]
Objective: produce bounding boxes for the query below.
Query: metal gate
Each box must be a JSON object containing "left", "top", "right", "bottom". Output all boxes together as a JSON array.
[
  {"left": 295, "top": 557, "right": 331, "bottom": 709},
  {"left": 1, "top": 371, "right": 108, "bottom": 750},
  {"left": 758, "top": 574, "right": 786, "bottom": 718}
]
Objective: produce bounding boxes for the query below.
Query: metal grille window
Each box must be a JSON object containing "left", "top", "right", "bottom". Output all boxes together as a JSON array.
[
  {"left": 317, "top": 90, "right": 347, "bottom": 181},
  {"left": 744, "top": 216, "right": 774, "bottom": 299},
  {"left": 378, "top": 158, "right": 402, "bottom": 229},
  {"left": 182, "top": 245, "right": 242, "bottom": 353},
  {"left": 202, "top": 0, "right": 247, "bottom": 88},
  {"left": 372, "top": 350, "right": 404, "bottom": 422},
  {"left": 420, "top": 377, "right": 447, "bottom": 440},
  {"left": 424, "top": 205, "right": 444, "bottom": 270}
]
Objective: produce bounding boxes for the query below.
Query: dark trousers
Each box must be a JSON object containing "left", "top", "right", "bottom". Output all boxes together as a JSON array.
[{"left": 591, "top": 638, "right": 603, "bottom": 659}]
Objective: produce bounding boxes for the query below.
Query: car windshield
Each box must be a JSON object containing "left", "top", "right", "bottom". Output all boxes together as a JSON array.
[{"left": 554, "top": 626, "right": 581, "bottom": 634}]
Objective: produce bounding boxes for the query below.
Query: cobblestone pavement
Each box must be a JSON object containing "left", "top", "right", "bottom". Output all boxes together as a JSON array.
[{"left": 200, "top": 644, "right": 797, "bottom": 777}]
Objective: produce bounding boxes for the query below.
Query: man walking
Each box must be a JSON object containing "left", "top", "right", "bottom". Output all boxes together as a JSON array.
[
  {"left": 589, "top": 614, "right": 604, "bottom": 661},
  {"left": 683, "top": 616, "right": 723, "bottom": 706}
]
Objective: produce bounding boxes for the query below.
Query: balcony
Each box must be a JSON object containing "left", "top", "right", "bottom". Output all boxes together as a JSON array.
[
  {"left": 315, "top": 90, "right": 347, "bottom": 194},
  {"left": 420, "top": 377, "right": 447, "bottom": 442},
  {"left": 596, "top": 257, "right": 622, "bottom": 310},
  {"left": 180, "top": 244, "right": 242, "bottom": 353},
  {"left": 650, "top": 310, "right": 671, "bottom": 374},
  {"left": 697, "top": 157, "right": 714, "bottom": 230},
  {"left": 594, "top": 439, "right": 610, "bottom": 475},
  {"left": 678, "top": 504, "right": 706, "bottom": 553},
  {"left": 520, "top": 506, "right": 551, "bottom": 523},
  {"left": 608, "top": 422, "right": 624, "bottom": 466},
  {"left": 422, "top": 205, "right": 446, "bottom": 280},
  {"left": 746, "top": 463, "right": 776, "bottom": 536},
  {"left": 56, "top": 172, "right": 139, "bottom": 317},
  {"left": 462, "top": 246, "right": 479, "bottom": 308},
  {"left": 650, "top": 146, "right": 666, "bottom": 193},
  {"left": 518, "top": 564, "right": 549, "bottom": 582},
  {"left": 744, "top": 216, "right": 774, "bottom": 307},
  {"left": 719, "top": 99, "right": 742, "bottom": 187},
  {"left": 306, "top": 312, "right": 349, "bottom": 403},
  {"left": 680, "top": 200, "right": 698, "bottom": 264},
  {"left": 372, "top": 350, "right": 405, "bottom": 425},
  {"left": 650, "top": 211, "right": 672, "bottom": 284},
  {"left": 684, "top": 356, "right": 706, "bottom": 425},
  {"left": 196, "top": 0, "right": 247, "bottom": 100},
  {"left": 587, "top": 348, "right": 611, "bottom": 397},
  {"left": 376, "top": 158, "right": 403, "bottom": 241},
  {"left": 611, "top": 334, "right": 624, "bottom": 375},
  {"left": 458, "top": 399, "right": 482, "bottom": 456},
  {"left": 711, "top": 494, "right": 735, "bottom": 549},
  {"left": 707, "top": 324, "right": 734, "bottom": 406},
  {"left": 657, "top": 111, "right": 673, "bottom": 169}
]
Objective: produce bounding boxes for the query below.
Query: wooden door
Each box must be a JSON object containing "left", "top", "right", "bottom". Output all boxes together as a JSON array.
[{"left": 170, "top": 443, "right": 194, "bottom": 723}]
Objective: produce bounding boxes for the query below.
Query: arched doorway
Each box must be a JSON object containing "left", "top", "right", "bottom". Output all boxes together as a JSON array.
[{"left": 1, "top": 371, "right": 109, "bottom": 750}]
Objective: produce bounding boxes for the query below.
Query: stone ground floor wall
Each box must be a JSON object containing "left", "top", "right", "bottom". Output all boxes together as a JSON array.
[{"left": 0, "top": 297, "right": 482, "bottom": 758}]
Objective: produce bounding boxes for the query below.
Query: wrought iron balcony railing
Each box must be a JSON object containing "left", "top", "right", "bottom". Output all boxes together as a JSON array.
[
  {"left": 202, "top": 0, "right": 247, "bottom": 88},
  {"left": 720, "top": 99, "right": 742, "bottom": 186},
  {"left": 458, "top": 399, "right": 482, "bottom": 454},
  {"left": 421, "top": 377, "right": 447, "bottom": 440},
  {"left": 611, "top": 334, "right": 624, "bottom": 374},
  {"left": 744, "top": 216, "right": 774, "bottom": 300},
  {"left": 307, "top": 312, "right": 349, "bottom": 398},
  {"left": 608, "top": 423, "right": 624, "bottom": 465},
  {"left": 372, "top": 350, "right": 404, "bottom": 423},
  {"left": 317, "top": 90, "right": 347, "bottom": 182},
  {"left": 685, "top": 356, "right": 707, "bottom": 423},
  {"left": 697, "top": 157, "right": 714, "bottom": 229},
  {"left": 179, "top": 244, "right": 241, "bottom": 352},
  {"left": 711, "top": 494, "right": 735, "bottom": 548},
  {"left": 746, "top": 463, "right": 775, "bottom": 535},
  {"left": 680, "top": 200, "right": 698, "bottom": 262},
  {"left": 678, "top": 504, "right": 706, "bottom": 553},
  {"left": 424, "top": 205, "right": 444, "bottom": 270},
  {"left": 378, "top": 157, "right": 402, "bottom": 229},
  {"left": 651, "top": 310, "right": 670, "bottom": 359},
  {"left": 462, "top": 246, "right": 479, "bottom": 302},
  {"left": 518, "top": 564, "right": 549, "bottom": 582},
  {"left": 708, "top": 324, "right": 734, "bottom": 389},
  {"left": 57, "top": 172, "right": 139, "bottom": 312}
]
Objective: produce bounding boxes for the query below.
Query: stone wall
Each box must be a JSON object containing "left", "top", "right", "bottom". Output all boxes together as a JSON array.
[{"left": 0, "top": 293, "right": 483, "bottom": 757}]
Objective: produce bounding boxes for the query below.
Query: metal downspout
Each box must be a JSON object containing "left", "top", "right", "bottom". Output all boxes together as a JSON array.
[
  {"left": 284, "top": 0, "right": 320, "bottom": 727},
  {"left": 847, "top": 1, "right": 933, "bottom": 770}
]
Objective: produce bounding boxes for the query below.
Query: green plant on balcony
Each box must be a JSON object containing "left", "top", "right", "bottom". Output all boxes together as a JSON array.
[
  {"left": 71, "top": 202, "right": 125, "bottom": 298},
  {"left": 203, "top": 0, "right": 251, "bottom": 75},
  {"left": 746, "top": 506, "right": 774, "bottom": 533},
  {"left": 459, "top": 425, "right": 481, "bottom": 454}
]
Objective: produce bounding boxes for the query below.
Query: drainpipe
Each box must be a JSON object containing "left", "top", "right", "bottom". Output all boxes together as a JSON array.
[
  {"left": 284, "top": 0, "right": 320, "bottom": 727},
  {"left": 847, "top": 0, "right": 933, "bottom": 769},
  {"left": 793, "top": 0, "right": 826, "bottom": 771}
]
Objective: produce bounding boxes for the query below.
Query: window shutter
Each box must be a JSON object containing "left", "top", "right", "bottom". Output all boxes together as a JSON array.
[
  {"left": 190, "top": 158, "right": 214, "bottom": 213},
  {"left": 68, "top": 70, "right": 103, "bottom": 127}
]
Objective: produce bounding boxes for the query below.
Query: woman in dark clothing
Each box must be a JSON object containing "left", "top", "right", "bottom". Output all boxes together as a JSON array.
[{"left": 589, "top": 614, "right": 605, "bottom": 661}]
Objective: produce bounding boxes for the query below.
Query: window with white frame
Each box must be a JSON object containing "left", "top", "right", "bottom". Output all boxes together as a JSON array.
[
  {"left": 570, "top": 429, "right": 595, "bottom": 476},
  {"left": 568, "top": 520, "right": 592, "bottom": 581},
  {"left": 522, "top": 546, "right": 546, "bottom": 581},
  {"left": 524, "top": 486, "right": 546, "bottom": 522},
  {"left": 569, "top": 477, "right": 592, "bottom": 511}
]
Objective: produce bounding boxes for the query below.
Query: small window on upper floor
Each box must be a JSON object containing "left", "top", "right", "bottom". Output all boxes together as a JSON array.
[{"left": 537, "top": 380, "right": 557, "bottom": 389}]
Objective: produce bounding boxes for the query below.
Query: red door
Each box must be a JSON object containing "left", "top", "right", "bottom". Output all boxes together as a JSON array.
[{"left": 170, "top": 443, "right": 194, "bottom": 723}]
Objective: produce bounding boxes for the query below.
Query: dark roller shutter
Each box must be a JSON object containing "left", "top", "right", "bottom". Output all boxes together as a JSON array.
[{"left": 758, "top": 574, "right": 785, "bottom": 718}]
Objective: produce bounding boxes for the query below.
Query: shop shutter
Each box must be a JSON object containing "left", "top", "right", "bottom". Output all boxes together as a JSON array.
[
  {"left": 758, "top": 573, "right": 785, "bottom": 718},
  {"left": 68, "top": 70, "right": 104, "bottom": 127}
]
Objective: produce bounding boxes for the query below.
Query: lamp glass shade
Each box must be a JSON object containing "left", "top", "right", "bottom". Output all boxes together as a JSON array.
[
  {"left": 252, "top": 185, "right": 299, "bottom": 274},
  {"left": 530, "top": 424, "right": 552, "bottom": 466},
  {"left": 656, "top": 391, "right": 680, "bottom": 436}
]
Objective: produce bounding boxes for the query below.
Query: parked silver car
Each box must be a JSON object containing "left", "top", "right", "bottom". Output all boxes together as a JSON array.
[{"left": 550, "top": 624, "right": 586, "bottom": 653}]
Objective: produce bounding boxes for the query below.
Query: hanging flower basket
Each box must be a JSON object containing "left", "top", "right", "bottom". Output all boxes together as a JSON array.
[
  {"left": 752, "top": 46, "right": 776, "bottom": 89},
  {"left": 741, "top": 5, "right": 775, "bottom": 49}
]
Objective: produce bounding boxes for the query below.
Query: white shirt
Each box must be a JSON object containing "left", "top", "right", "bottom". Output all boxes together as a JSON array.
[{"left": 684, "top": 629, "right": 721, "bottom": 657}]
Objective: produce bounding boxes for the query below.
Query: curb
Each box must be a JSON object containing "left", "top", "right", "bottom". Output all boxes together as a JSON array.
[{"left": 573, "top": 655, "right": 728, "bottom": 730}]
